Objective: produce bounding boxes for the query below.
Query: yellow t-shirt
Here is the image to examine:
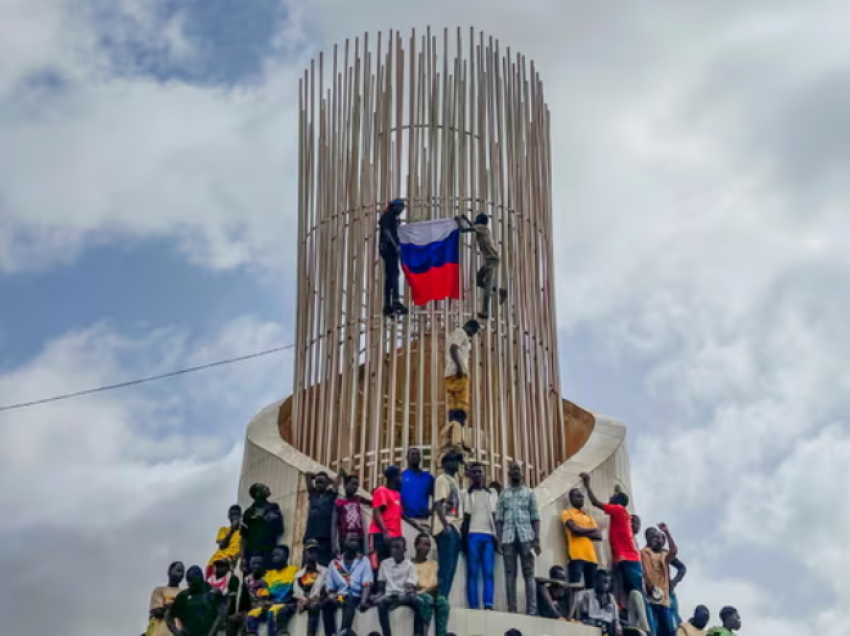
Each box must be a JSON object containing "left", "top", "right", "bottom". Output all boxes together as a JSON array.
[
  {"left": 414, "top": 560, "right": 438, "bottom": 591},
  {"left": 208, "top": 526, "right": 242, "bottom": 566},
  {"left": 561, "top": 508, "right": 598, "bottom": 563}
]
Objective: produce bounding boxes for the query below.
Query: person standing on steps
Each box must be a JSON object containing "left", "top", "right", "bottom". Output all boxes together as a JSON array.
[
  {"left": 336, "top": 473, "right": 367, "bottom": 556},
  {"left": 579, "top": 474, "right": 645, "bottom": 598},
  {"left": 561, "top": 487, "right": 602, "bottom": 617},
  {"left": 304, "top": 470, "right": 342, "bottom": 567},
  {"left": 379, "top": 198, "right": 408, "bottom": 318},
  {"left": 642, "top": 525, "right": 679, "bottom": 636},
  {"left": 401, "top": 447, "right": 435, "bottom": 535},
  {"left": 369, "top": 466, "right": 404, "bottom": 568},
  {"left": 442, "top": 319, "right": 481, "bottom": 454},
  {"left": 496, "top": 461, "right": 541, "bottom": 616},
  {"left": 433, "top": 452, "right": 464, "bottom": 599},
  {"left": 456, "top": 213, "right": 506, "bottom": 320},
  {"left": 461, "top": 461, "right": 499, "bottom": 610}
]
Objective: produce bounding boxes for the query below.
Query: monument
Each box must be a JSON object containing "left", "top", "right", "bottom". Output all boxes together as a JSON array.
[{"left": 240, "top": 27, "right": 634, "bottom": 635}]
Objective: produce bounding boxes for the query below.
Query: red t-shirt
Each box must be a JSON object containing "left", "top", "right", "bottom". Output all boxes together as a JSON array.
[
  {"left": 603, "top": 504, "right": 640, "bottom": 563},
  {"left": 369, "top": 486, "right": 403, "bottom": 537}
]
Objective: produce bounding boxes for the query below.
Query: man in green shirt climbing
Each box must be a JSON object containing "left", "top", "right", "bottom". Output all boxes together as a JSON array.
[{"left": 706, "top": 606, "right": 741, "bottom": 636}]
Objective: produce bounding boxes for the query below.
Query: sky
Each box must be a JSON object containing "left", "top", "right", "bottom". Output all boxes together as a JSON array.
[{"left": 1, "top": 1, "right": 848, "bottom": 634}]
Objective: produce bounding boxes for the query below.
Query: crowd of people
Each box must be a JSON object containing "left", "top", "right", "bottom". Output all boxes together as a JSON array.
[{"left": 144, "top": 451, "right": 742, "bottom": 636}]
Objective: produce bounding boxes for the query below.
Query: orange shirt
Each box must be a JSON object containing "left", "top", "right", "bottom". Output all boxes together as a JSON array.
[{"left": 560, "top": 508, "right": 598, "bottom": 563}]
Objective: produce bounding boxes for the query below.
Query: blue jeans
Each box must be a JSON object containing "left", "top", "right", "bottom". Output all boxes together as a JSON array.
[
  {"left": 670, "top": 593, "right": 681, "bottom": 630},
  {"left": 617, "top": 561, "right": 654, "bottom": 633},
  {"left": 437, "top": 526, "right": 462, "bottom": 598},
  {"left": 466, "top": 533, "right": 496, "bottom": 608},
  {"left": 650, "top": 604, "right": 672, "bottom": 636}
]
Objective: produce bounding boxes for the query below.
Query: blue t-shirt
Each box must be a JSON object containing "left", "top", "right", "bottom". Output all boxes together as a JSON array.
[{"left": 401, "top": 468, "right": 434, "bottom": 517}]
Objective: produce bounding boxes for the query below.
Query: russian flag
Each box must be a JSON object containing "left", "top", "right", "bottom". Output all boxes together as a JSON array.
[{"left": 398, "top": 219, "right": 461, "bottom": 306}]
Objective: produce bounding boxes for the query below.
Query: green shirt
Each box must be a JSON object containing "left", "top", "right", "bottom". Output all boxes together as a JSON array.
[
  {"left": 706, "top": 628, "right": 735, "bottom": 636},
  {"left": 170, "top": 587, "right": 220, "bottom": 636}
]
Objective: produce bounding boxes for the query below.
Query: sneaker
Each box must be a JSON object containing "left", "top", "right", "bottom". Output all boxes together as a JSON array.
[
  {"left": 477, "top": 311, "right": 489, "bottom": 320},
  {"left": 383, "top": 306, "right": 395, "bottom": 317},
  {"left": 499, "top": 288, "right": 508, "bottom": 305},
  {"left": 392, "top": 302, "right": 409, "bottom": 316}
]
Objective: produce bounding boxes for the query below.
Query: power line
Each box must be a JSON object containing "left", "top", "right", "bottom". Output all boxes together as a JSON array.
[{"left": 0, "top": 344, "right": 294, "bottom": 413}]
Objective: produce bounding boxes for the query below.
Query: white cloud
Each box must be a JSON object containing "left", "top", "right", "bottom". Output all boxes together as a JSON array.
[{"left": 4, "top": 0, "right": 850, "bottom": 634}]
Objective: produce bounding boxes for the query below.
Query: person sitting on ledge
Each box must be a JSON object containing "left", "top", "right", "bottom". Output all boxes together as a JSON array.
[
  {"left": 677, "top": 605, "right": 710, "bottom": 636},
  {"left": 376, "top": 536, "right": 424, "bottom": 636},
  {"left": 205, "top": 559, "right": 239, "bottom": 634},
  {"left": 706, "top": 606, "right": 741, "bottom": 636},
  {"left": 323, "top": 533, "right": 374, "bottom": 636},
  {"left": 242, "top": 484, "right": 283, "bottom": 570},
  {"left": 207, "top": 505, "right": 243, "bottom": 578},
  {"left": 536, "top": 565, "right": 570, "bottom": 621},
  {"left": 572, "top": 569, "right": 621, "bottom": 636},
  {"left": 167, "top": 565, "right": 222, "bottom": 636},
  {"left": 243, "top": 546, "right": 298, "bottom": 636},
  {"left": 412, "top": 533, "right": 450, "bottom": 636},
  {"left": 305, "top": 470, "right": 342, "bottom": 566},
  {"left": 294, "top": 539, "right": 329, "bottom": 636}
]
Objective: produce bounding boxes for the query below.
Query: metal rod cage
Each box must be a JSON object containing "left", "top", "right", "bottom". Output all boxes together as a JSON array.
[{"left": 293, "top": 27, "right": 564, "bottom": 490}]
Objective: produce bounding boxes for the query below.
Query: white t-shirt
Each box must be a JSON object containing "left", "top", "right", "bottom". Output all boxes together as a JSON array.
[
  {"left": 462, "top": 488, "right": 498, "bottom": 535},
  {"left": 378, "top": 558, "right": 417, "bottom": 595},
  {"left": 445, "top": 328, "right": 471, "bottom": 377}
]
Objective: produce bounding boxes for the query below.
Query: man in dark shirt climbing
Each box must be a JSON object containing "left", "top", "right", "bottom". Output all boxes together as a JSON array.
[{"left": 379, "top": 198, "right": 408, "bottom": 318}]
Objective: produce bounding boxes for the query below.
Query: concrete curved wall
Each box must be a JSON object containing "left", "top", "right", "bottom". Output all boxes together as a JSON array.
[{"left": 240, "top": 399, "right": 632, "bottom": 632}]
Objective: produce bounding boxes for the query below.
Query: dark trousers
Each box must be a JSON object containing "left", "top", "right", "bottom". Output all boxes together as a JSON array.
[
  {"left": 436, "top": 526, "right": 462, "bottom": 598},
  {"left": 382, "top": 253, "right": 401, "bottom": 309},
  {"left": 650, "top": 604, "right": 673, "bottom": 636},
  {"left": 503, "top": 539, "right": 537, "bottom": 615},
  {"left": 371, "top": 533, "right": 392, "bottom": 570},
  {"left": 322, "top": 595, "right": 361, "bottom": 636},
  {"left": 298, "top": 600, "right": 323, "bottom": 635},
  {"left": 377, "top": 594, "right": 424, "bottom": 636}
]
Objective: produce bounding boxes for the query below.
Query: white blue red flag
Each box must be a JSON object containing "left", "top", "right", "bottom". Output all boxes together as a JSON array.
[{"left": 398, "top": 219, "right": 461, "bottom": 306}]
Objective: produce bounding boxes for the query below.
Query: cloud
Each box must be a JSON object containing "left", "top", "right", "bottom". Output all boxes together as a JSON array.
[
  {"left": 4, "top": 0, "right": 850, "bottom": 634},
  {"left": 0, "top": 0, "right": 306, "bottom": 275},
  {"left": 0, "top": 313, "right": 290, "bottom": 634}
]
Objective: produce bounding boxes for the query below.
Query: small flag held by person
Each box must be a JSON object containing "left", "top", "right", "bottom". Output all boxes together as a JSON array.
[{"left": 398, "top": 218, "right": 461, "bottom": 306}]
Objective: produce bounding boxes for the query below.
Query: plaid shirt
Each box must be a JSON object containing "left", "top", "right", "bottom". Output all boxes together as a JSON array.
[{"left": 496, "top": 484, "right": 540, "bottom": 545}]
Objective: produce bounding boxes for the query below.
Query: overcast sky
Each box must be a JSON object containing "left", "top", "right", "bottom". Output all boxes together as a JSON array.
[{"left": 1, "top": 1, "right": 848, "bottom": 635}]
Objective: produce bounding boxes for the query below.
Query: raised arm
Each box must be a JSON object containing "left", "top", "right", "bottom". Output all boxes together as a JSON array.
[
  {"left": 658, "top": 523, "right": 678, "bottom": 560},
  {"left": 455, "top": 215, "right": 475, "bottom": 233},
  {"left": 579, "top": 473, "right": 605, "bottom": 510}
]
